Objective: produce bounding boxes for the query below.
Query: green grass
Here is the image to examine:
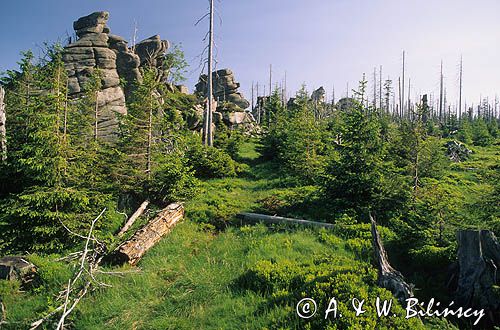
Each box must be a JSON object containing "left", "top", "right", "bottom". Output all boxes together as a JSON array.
[
  {"left": 4, "top": 139, "right": 494, "bottom": 329},
  {"left": 73, "top": 222, "right": 338, "bottom": 330}
]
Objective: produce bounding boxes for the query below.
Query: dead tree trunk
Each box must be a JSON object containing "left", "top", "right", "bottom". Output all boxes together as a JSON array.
[
  {"left": 0, "top": 86, "right": 6, "bottom": 162},
  {"left": 238, "top": 212, "right": 335, "bottom": 229},
  {"left": 456, "top": 230, "right": 500, "bottom": 312},
  {"left": 370, "top": 214, "right": 413, "bottom": 303},
  {"left": 111, "top": 203, "right": 184, "bottom": 265}
]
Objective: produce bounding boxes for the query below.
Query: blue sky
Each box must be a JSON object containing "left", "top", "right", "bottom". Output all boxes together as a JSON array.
[{"left": 1, "top": 0, "right": 499, "bottom": 108}]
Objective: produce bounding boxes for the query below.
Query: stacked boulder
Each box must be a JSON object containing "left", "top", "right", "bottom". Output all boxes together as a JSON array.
[
  {"left": 63, "top": 12, "right": 127, "bottom": 141},
  {"left": 195, "top": 69, "right": 250, "bottom": 110},
  {"left": 311, "top": 86, "right": 326, "bottom": 104},
  {"left": 63, "top": 12, "right": 173, "bottom": 141},
  {"left": 195, "top": 69, "right": 256, "bottom": 130}
]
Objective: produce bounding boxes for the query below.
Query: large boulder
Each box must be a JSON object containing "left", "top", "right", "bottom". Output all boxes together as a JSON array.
[
  {"left": 73, "top": 11, "right": 110, "bottom": 37},
  {"left": 135, "top": 35, "right": 170, "bottom": 68}
]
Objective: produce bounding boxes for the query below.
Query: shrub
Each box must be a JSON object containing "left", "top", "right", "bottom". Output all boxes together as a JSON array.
[
  {"left": 186, "top": 144, "right": 239, "bottom": 179},
  {"left": 237, "top": 256, "right": 425, "bottom": 329},
  {"left": 149, "top": 153, "right": 200, "bottom": 204}
]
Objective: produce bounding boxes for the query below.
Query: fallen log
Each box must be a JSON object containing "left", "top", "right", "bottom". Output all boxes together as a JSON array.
[
  {"left": 117, "top": 200, "right": 149, "bottom": 237},
  {"left": 237, "top": 212, "right": 335, "bottom": 229},
  {"left": 111, "top": 203, "right": 184, "bottom": 265},
  {"left": 370, "top": 214, "right": 413, "bottom": 303}
]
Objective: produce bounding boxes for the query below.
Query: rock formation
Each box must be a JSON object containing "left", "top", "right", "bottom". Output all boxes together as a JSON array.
[
  {"left": 311, "top": 86, "right": 326, "bottom": 104},
  {"left": 336, "top": 97, "right": 356, "bottom": 111},
  {"left": 195, "top": 69, "right": 255, "bottom": 130},
  {"left": 63, "top": 12, "right": 126, "bottom": 140},
  {"left": 63, "top": 12, "right": 172, "bottom": 141},
  {"left": 195, "top": 69, "right": 250, "bottom": 110}
]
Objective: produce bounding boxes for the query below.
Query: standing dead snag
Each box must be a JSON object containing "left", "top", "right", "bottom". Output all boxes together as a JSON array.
[
  {"left": 370, "top": 214, "right": 413, "bottom": 303},
  {"left": 112, "top": 203, "right": 184, "bottom": 265},
  {"left": 0, "top": 86, "right": 6, "bottom": 162}
]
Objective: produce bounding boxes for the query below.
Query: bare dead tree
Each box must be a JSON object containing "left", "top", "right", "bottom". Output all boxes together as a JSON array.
[
  {"left": 401, "top": 50, "right": 405, "bottom": 117},
  {"left": 373, "top": 67, "right": 377, "bottom": 108},
  {"left": 251, "top": 81, "right": 254, "bottom": 111},
  {"left": 398, "top": 77, "right": 402, "bottom": 118},
  {"left": 459, "top": 56, "right": 463, "bottom": 120},
  {"left": 331, "top": 84, "right": 335, "bottom": 107},
  {"left": 0, "top": 86, "right": 6, "bottom": 162},
  {"left": 439, "top": 60, "right": 444, "bottom": 122},
  {"left": 379, "top": 66, "right": 382, "bottom": 110},
  {"left": 131, "top": 20, "right": 138, "bottom": 53},
  {"left": 202, "top": 0, "right": 215, "bottom": 147}
]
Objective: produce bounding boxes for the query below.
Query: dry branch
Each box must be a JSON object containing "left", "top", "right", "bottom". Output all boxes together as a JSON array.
[
  {"left": 237, "top": 212, "right": 335, "bottom": 230},
  {"left": 30, "top": 209, "right": 107, "bottom": 330},
  {"left": 118, "top": 200, "right": 150, "bottom": 237},
  {"left": 1, "top": 301, "right": 6, "bottom": 326},
  {"left": 111, "top": 203, "right": 184, "bottom": 265}
]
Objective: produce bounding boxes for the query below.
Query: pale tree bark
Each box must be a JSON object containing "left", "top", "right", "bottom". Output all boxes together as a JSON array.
[
  {"left": 203, "top": 0, "right": 215, "bottom": 147},
  {"left": 112, "top": 203, "right": 185, "bottom": 265},
  {"left": 0, "top": 86, "right": 6, "bottom": 162},
  {"left": 118, "top": 200, "right": 150, "bottom": 237},
  {"left": 94, "top": 90, "right": 99, "bottom": 141},
  {"left": 370, "top": 214, "right": 413, "bottom": 303}
]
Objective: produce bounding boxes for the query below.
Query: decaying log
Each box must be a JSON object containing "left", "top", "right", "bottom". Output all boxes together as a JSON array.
[
  {"left": 0, "top": 86, "right": 6, "bottom": 162},
  {"left": 238, "top": 212, "right": 335, "bottom": 229},
  {"left": 370, "top": 215, "right": 413, "bottom": 303},
  {"left": 118, "top": 200, "right": 150, "bottom": 237},
  {"left": 456, "top": 230, "right": 500, "bottom": 311},
  {"left": 112, "top": 203, "right": 184, "bottom": 265}
]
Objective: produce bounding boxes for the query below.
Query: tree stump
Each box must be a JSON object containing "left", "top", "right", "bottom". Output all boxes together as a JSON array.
[
  {"left": 0, "top": 256, "right": 37, "bottom": 286},
  {"left": 456, "top": 230, "right": 500, "bottom": 311}
]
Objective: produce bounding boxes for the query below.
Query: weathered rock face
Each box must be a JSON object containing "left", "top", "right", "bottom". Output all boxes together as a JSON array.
[
  {"left": 195, "top": 69, "right": 256, "bottom": 131},
  {"left": 336, "top": 97, "right": 356, "bottom": 111},
  {"left": 63, "top": 12, "right": 172, "bottom": 141},
  {"left": 311, "top": 86, "right": 326, "bottom": 104},
  {"left": 73, "top": 11, "right": 110, "bottom": 37},
  {"left": 195, "top": 69, "right": 250, "bottom": 110},
  {"left": 64, "top": 12, "right": 128, "bottom": 141},
  {"left": 135, "top": 35, "right": 170, "bottom": 69}
]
